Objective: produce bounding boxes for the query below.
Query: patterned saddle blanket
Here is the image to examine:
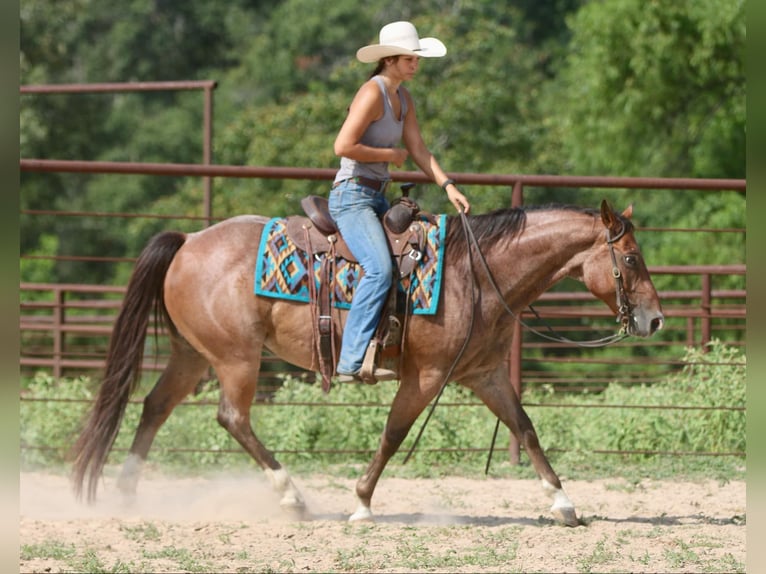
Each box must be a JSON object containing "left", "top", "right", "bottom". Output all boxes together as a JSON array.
[{"left": 254, "top": 214, "right": 447, "bottom": 315}]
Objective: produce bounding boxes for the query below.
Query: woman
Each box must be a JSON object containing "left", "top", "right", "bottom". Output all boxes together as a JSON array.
[{"left": 330, "top": 20, "right": 471, "bottom": 382}]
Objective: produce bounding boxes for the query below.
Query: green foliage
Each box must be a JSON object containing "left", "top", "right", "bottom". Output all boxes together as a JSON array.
[
  {"left": 540, "top": 0, "right": 745, "bottom": 179},
  {"left": 530, "top": 0, "right": 746, "bottom": 293},
  {"left": 21, "top": 341, "right": 744, "bottom": 482},
  {"left": 20, "top": 372, "right": 94, "bottom": 467},
  {"left": 525, "top": 339, "right": 745, "bottom": 459},
  {"left": 19, "top": 233, "right": 57, "bottom": 286},
  {"left": 258, "top": 377, "right": 500, "bottom": 472}
]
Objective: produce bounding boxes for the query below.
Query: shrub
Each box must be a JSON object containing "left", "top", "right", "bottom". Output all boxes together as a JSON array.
[{"left": 20, "top": 340, "right": 745, "bottom": 479}]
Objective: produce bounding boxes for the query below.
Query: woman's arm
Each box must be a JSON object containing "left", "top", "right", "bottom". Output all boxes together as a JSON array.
[{"left": 401, "top": 89, "right": 470, "bottom": 213}]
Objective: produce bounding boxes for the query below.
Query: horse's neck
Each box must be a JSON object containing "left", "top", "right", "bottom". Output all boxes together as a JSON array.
[{"left": 485, "top": 212, "right": 599, "bottom": 306}]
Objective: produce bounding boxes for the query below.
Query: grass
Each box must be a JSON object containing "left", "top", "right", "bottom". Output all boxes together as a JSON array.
[
  {"left": 20, "top": 540, "right": 76, "bottom": 561},
  {"left": 21, "top": 542, "right": 148, "bottom": 574},
  {"left": 119, "top": 521, "right": 161, "bottom": 543},
  {"left": 141, "top": 547, "right": 212, "bottom": 573},
  {"left": 332, "top": 524, "right": 523, "bottom": 572},
  {"left": 576, "top": 535, "right": 619, "bottom": 573}
]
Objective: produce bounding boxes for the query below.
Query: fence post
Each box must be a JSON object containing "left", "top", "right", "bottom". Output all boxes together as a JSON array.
[
  {"left": 203, "top": 83, "right": 215, "bottom": 226},
  {"left": 701, "top": 273, "right": 712, "bottom": 348},
  {"left": 52, "top": 286, "right": 64, "bottom": 379},
  {"left": 508, "top": 181, "right": 524, "bottom": 465}
]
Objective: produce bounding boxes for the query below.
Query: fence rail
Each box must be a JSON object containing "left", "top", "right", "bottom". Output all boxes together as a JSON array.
[{"left": 20, "top": 263, "right": 745, "bottom": 382}]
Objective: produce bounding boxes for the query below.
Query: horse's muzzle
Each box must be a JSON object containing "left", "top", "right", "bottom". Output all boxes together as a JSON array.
[{"left": 628, "top": 309, "right": 664, "bottom": 337}]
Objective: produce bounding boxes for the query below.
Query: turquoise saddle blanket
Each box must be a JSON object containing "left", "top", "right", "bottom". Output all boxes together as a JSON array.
[{"left": 254, "top": 215, "right": 447, "bottom": 315}]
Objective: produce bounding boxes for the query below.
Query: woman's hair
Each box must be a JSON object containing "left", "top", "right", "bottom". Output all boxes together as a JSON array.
[{"left": 368, "top": 56, "right": 399, "bottom": 79}]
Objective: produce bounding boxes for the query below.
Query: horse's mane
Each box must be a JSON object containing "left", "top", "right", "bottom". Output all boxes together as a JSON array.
[{"left": 444, "top": 204, "right": 631, "bottom": 258}]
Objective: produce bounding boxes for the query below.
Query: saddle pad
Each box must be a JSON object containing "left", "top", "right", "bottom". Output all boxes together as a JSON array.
[{"left": 254, "top": 215, "right": 447, "bottom": 315}]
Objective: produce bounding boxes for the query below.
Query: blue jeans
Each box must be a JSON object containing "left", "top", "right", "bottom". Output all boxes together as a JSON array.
[{"left": 329, "top": 180, "right": 392, "bottom": 374}]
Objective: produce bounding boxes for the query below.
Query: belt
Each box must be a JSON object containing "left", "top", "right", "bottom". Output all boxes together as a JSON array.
[{"left": 333, "top": 176, "right": 389, "bottom": 193}]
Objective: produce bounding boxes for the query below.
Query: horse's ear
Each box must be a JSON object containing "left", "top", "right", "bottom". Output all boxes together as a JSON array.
[
  {"left": 600, "top": 199, "right": 616, "bottom": 227},
  {"left": 621, "top": 204, "right": 634, "bottom": 219}
]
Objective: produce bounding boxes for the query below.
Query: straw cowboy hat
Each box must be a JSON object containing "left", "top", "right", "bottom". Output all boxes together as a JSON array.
[{"left": 356, "top": 21, "right": 447, "bottom": 63}]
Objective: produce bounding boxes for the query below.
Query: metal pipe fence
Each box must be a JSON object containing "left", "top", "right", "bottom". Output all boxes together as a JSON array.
[{"left": 19, "top": 82, "right": 746, "bottom": 464}]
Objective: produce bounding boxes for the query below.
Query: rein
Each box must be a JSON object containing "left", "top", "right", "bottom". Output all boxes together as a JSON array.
[{"left": 405, "top": 208, "right": 632, "bottom": 466}]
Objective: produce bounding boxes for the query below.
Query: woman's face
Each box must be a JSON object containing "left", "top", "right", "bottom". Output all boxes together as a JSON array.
[{"left": 387, "top": 55, "right": 420, "bottom": 80}]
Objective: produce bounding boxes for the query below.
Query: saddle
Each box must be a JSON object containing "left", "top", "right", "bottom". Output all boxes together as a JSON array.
[{"left": 286, "top": 191, "right": 435, "bottom": 391}]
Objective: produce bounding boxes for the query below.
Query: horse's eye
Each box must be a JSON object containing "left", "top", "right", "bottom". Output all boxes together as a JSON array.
[{"left": 624, "top": 254, "right": 638, "bottom": 267}]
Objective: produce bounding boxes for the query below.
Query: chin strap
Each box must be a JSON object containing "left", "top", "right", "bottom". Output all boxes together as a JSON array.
[{"left": 605, "top": 222, "right": 633, "bottom": 335}]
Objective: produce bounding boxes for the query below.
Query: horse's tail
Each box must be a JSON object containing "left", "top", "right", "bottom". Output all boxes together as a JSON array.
[{"left": 70, "top": 230, "right": 187, "bottom": 502}]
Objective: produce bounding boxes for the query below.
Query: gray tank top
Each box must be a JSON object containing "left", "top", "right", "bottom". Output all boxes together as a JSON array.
[{"left": 333, "top": 76, "right": 408, "bottom": 184}]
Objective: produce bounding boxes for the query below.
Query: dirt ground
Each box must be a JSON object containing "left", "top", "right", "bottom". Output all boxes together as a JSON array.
[{"left": 19, "top": 470, "right": 745, "bottom": 573}]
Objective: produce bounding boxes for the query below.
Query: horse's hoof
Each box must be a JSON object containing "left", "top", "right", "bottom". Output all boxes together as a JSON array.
[
  {"left": 116, "top": 483, "right": 137, "bottom": 507},
  {"left": 280, "top": 500, "right": 309, "bottom": 520},
  {"left": 349, "top": 505, "right": 374, "bottom": 523},
  {"left": 551, "top": 505, "right": 580, "bottom": 527}
]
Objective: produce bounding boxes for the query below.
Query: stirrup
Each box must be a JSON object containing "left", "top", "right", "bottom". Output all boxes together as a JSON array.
[{"left": 336, "top": 368, "right": 397, "bottom": 384}]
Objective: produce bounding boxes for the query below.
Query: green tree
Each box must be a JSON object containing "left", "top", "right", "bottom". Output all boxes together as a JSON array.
[
  {"left": 538, "top": 0, "right": 745, "bottom": 179},
  {"left": 20, "top": 0, "right": 260, "bottom": 283},
  {"left": 215, "top": 1, "right": 575, "bottom": 215}
]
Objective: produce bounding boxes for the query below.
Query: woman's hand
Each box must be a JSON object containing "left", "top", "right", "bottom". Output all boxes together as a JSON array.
[
  {"left": 445, "top": 183, "right": 471, "bottom": 214},
  {"left": 390, "top": 147, "right": 409, "bottom": 167}
]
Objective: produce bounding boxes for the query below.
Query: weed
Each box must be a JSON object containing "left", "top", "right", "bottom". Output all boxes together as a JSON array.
[
  {"left": 663, "top": 539, "right": 700, "bottom": 569},
  {"left": 710, "top": 552, "right": 745, "bottom": 573},
  {"left": 577, "top": 536, "right": 618, "bottom": 573},
  {"left": 20, "top": 540, "right": 76, "bottom": 560},
  {"left": 67, "top": 550, "right": 107, "bottom": 573},
  {"left": 142, "top": 546, "right": 212, "bottom": 573},
  {"left": 119, "top": 521, "right": 161, "bottom": 542}
]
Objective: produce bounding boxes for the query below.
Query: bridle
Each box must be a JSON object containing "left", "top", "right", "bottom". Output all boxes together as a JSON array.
[
  {"left": 462, "top": 210, "right": 633, "bottom": 347},
  {"left": 605, "top": 220, "right": 635, "bottom": 335}
]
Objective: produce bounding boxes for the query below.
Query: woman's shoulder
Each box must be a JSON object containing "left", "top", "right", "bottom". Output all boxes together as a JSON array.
[
  {"left": 359, "top": 77, "right": 385, "bottom": 96},
  {"left": 351, "top": 79, "right": 385, "bottom": 108}
]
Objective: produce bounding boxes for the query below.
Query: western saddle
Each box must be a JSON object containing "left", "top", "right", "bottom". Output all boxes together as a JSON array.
[{"left": 286, "top": 185, "right": 434, "bottom": 390}]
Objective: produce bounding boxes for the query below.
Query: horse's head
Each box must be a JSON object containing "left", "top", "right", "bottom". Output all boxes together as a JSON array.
[{"left": 581, "top": 201, "right": 664, "bottom": 337}]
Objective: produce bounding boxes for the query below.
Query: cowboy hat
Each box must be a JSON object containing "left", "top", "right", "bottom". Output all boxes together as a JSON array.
[{"left": 356, "top": 21, "right": 447, "bottom": 63}]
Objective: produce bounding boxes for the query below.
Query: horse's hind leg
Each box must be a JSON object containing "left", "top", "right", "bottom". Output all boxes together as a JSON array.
[
  {"left": 214, "top": 359, "right": 305, "bottom": 514},
  {"left": 117, "top": 338, "right": 210, "bottom": 498},
  {"left": 469, "top": 367, "right": 579, "bottom": 527}
]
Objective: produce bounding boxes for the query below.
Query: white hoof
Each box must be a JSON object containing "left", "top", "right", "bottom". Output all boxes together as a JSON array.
[
  {"left": 542, "top": 479, "right": 580, "bottom": 527},
  {"left": 279, "top": 492, "right": 304, "bottom": 508},
  {"left": 116, "top": 453, "right": 143, "bottom": 497},
  {"left": 266, "top": 467, "right": 304, "bottom": 502},
  {"left": 349, "top": 504, "right": 374, "bottom": 523},
  {"left": 551, "top": 504, "right": 580, "bottom": 527}
]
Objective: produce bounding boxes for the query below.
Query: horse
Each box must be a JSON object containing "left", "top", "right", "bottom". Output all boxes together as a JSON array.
[{"left": 71, "top": 200, "right": 664, "bottom": 527}]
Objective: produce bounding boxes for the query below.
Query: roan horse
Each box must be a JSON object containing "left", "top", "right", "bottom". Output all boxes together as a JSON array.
[{"left": 71, "top": 200, "right": 663, "bottom": 526}]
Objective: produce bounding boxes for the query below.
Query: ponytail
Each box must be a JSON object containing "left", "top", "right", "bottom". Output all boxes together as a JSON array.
[
  {"left": 368, "top": 56, "right": 399, "bottom": 79},
  {"left": 369, "top": 60, "right": 385, "bottom": 79}
]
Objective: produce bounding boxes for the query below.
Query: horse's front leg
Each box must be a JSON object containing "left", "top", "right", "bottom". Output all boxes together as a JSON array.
[
  {"left": 350, "top": 376, "right": 436, "bottom": 522},
  {"left": 469, "top": 367, "right": 580, "bottom": 527}
]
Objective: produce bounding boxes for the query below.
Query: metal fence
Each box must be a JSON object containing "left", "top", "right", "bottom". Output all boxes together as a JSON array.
[
  {"left": 19, "top": 82, "right": 746, "bottom": 465},
  {"left": 19, "top": 164, "right": 746, "bottom": 465}
]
